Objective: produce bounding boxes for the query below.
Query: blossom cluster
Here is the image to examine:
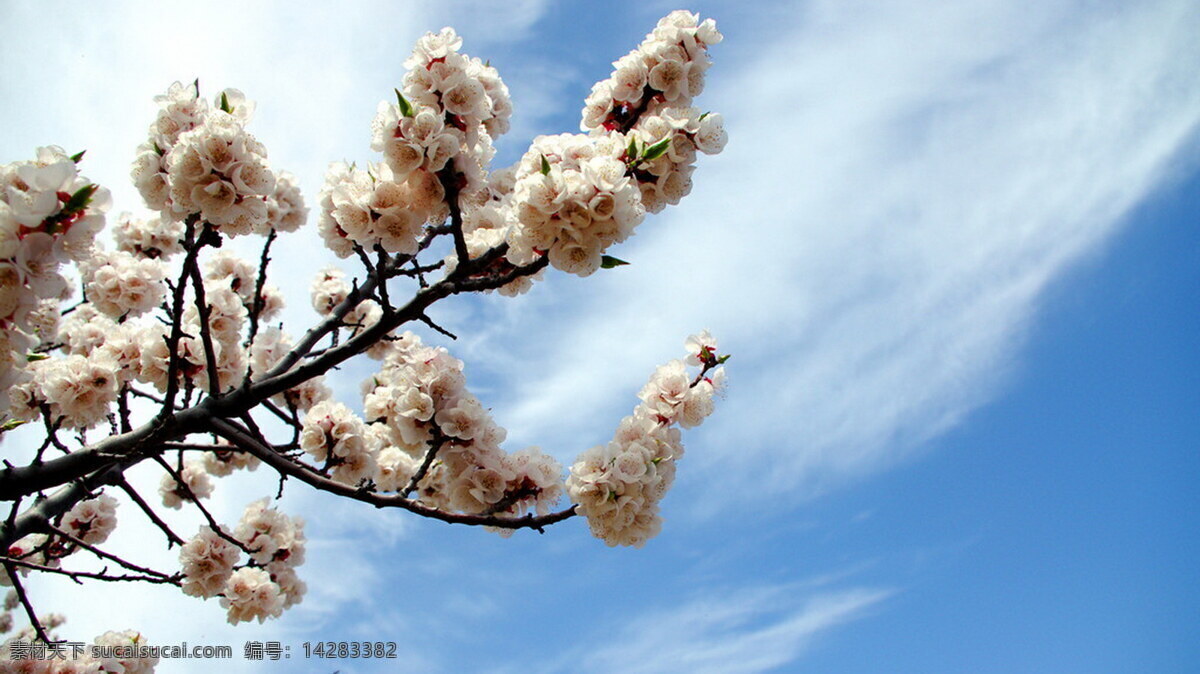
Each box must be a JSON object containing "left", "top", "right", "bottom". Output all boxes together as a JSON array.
[
  {"left": 131, "top": 83, "right": 306, "bottom": 238},
  {"left": 0, "top": 147, "right": 111, "bottom": 410},
  {"left": 378, "top": 27, "right": 511, "bottom": 193},
  {"left": 62, "top": 494, "right": 119, "bottom": 547},
  {"left": 354, "top": 331, "right": 564, "bottom": 521},
  {"left": 503, "top": 132, "right": 646, "bottom": 277},
  {"left": 580, "top": 10, "right": 728, "bottom": 213},
  {"left": 449, "top": 11, "right": 727, "bottom": 281},
  {"left": 581, "top": 10, "right": 722, "bottom": 132},
  {"left": 318, "top": 26, "right": 512, "bottom": 260},
  {"left": 78, "top": 248, "right": 167, "bottom": 319},
  {"left": 178, "top": 498, "right": 306, "bottom": 625},
  {"left": 567, "top": 331, "right": 725, "bottom": 547}
]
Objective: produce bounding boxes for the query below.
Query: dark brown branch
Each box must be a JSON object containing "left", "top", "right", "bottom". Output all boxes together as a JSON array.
[
  {"left": 115, "top": 477, "right": 186, "bottom": 547},
  {"left": 150, "top": 454, "right": 249, "bottom": 554},
  {"left": 418, "top": 313, "right": 457, "bottom": 340},
  {"left": 209, "top": 418, "right": 577, "bottom": 531},
  {"left": 43, "top": 523, "right": 176, "bottom": 580},
  {"left": 185, "top": 239, "right": 222, "bottom": 398},
  {"left": 244, "top": 228, "right": 277, "bottom": 355},
  {"left": 402, "top": 426, "right": 449, "bottom": 498},
  {"left": 1, "top": 556, "right": 182, "bottom": 586},
  {"left": 157, "top": 442, "right": 241, "bottom": 452},
  {"left": 159, "top": 216, "right": 201, "bottom": 419},
  {"left": 438, "top": 160, "right": 470, "bottom": 265},
  {"left": 3, "top": 559, "right": 57, "bottom": 643},
  {"left": 260, "top": 399, "right": 302, "bottom": 430}
]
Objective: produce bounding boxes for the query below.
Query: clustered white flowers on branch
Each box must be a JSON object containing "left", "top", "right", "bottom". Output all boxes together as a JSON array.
[
  {"left": 0, "top": 9, "right": 729, "bottom": 663},
  {"left": 568, "top": 331, "right": 726, "bottom": 547}
]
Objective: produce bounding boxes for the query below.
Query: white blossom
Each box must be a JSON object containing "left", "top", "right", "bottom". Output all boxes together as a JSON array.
[
  {"left": 63, "top": 494, "right": 118, "bottom": 546},
  {"left": 234, "top": 499, "right": 305, "bottom": 567},
  {"left": 179, "top": 527, "right": 240, "bottom": 598},
  {"left": 220, "top": 568, "right": 283, "bottom": 625},
  {"left": 158, "top": 461, "right": 214, "bottom": 509}
]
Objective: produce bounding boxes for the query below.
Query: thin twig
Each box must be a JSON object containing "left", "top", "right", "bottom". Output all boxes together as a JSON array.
[
  {"left": 1, "top": 556, "right": 183, "bottom": 586},
  {"left": 418, "top": 313, "right": 457, "bottom": 340},
  {"left": 44, "top": 523, "right": 176, "bottom": 580},
  {"left": 151, "top": 455, "right": 249, "bottom": 554},
  {"left": 114, "top": 477, "right": 185, "bottom": 548},
  {"left": 4, "top": 559, "right": 58, "bottom": 643},
  {"left": 402, "top": 427, "right": 449, "bottom": 498}
]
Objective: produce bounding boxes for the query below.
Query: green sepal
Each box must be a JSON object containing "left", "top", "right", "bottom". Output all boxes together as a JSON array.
[
  {"left": 540, "top": 154, "right": 551, "bottom": 176},
  {"left": 394, "top": 89, "right": 414, "bottom": 118},
  {"left": 642, "top": 136, "right": 672, "bottom": 162},
  {"left": 0, "top": 419, "right": 26, "bottom": 432},
  {"left": 26, "top": 353, "right": 49, "bottom": 362},
  {"left": 62, "top": 184, "right": 99, "bottom": 214},
  {"left": 698, "top": 111, "right": 711, "bottom": 122},
  {"left": 600, "top": 255, "right": 630, "bottom": 269},
  {"left": 219, "top": 91, "right": 232, "bottom": 113},
  {"left": 717, "top": 354, "right": 731, "bottom": 364},
  {"left": 70, "top": 150, "right": 86, "bottom": 163}
]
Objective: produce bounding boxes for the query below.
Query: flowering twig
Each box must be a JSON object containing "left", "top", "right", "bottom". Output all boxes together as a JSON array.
[
  {"left": 43, "top": 523, "right": 177, "bottom": 581},
  {"left": 209, "top": 417, "right": 578, "bottom": 531}
]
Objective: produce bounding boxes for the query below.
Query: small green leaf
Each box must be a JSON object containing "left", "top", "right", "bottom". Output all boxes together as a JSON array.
[
  {"left": 62, "top": 184, "right": 99, "bottom": 214},
  {"left": 540, "top": 154, "right": 551, "bottom": 176},
  {"left": 26, "top": 353, "right": 49, "bottom": 362},
  {"left": 698, "top": 111, "right": 710, "bottom": 122},
  {"left": 642, "top": 136, "right": 672, "bottom": 162},
  {"left": 651, "top": 457, "right": 663, "bottom": 465},
  {"left": 717, "top": 354, "right": 731, "bottom": 364},
  {"left": 219, "top": 91, "right": 232, "bottom": 113},
  {"left": 152, "top": 142, "right": 164, "bottom": 156},
  {"left": 70, "top": 150, "right": 86, "bottom": 163},
  {"left": 600, "top": 255, "right": 630, "bottom": 269},
  {"left": 394, "top": 88, "right": 414, "bottom": 118},
  {"left": 626, "top": 137, "right": 638, "bottom": 160},
  {"left": 1, "top": 419, "right": 26, "bottom": 432}
]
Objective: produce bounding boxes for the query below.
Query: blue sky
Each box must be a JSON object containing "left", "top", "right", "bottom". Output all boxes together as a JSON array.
[{"left": 0, "top": 1, "right": 1197, "bottom": 672}]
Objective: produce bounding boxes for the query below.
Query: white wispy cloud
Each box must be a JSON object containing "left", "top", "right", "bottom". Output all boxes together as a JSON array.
[
  {"left": 550, "top": 584, "right": 892, "bottom": 674},
  {"left": 463, "top": 0, "right": 1200, "bottom": 509}
]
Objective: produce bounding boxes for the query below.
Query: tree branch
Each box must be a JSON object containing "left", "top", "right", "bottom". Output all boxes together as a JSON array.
[{"left": 208, "top": 418, "right": 577, "bottom": 531}]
